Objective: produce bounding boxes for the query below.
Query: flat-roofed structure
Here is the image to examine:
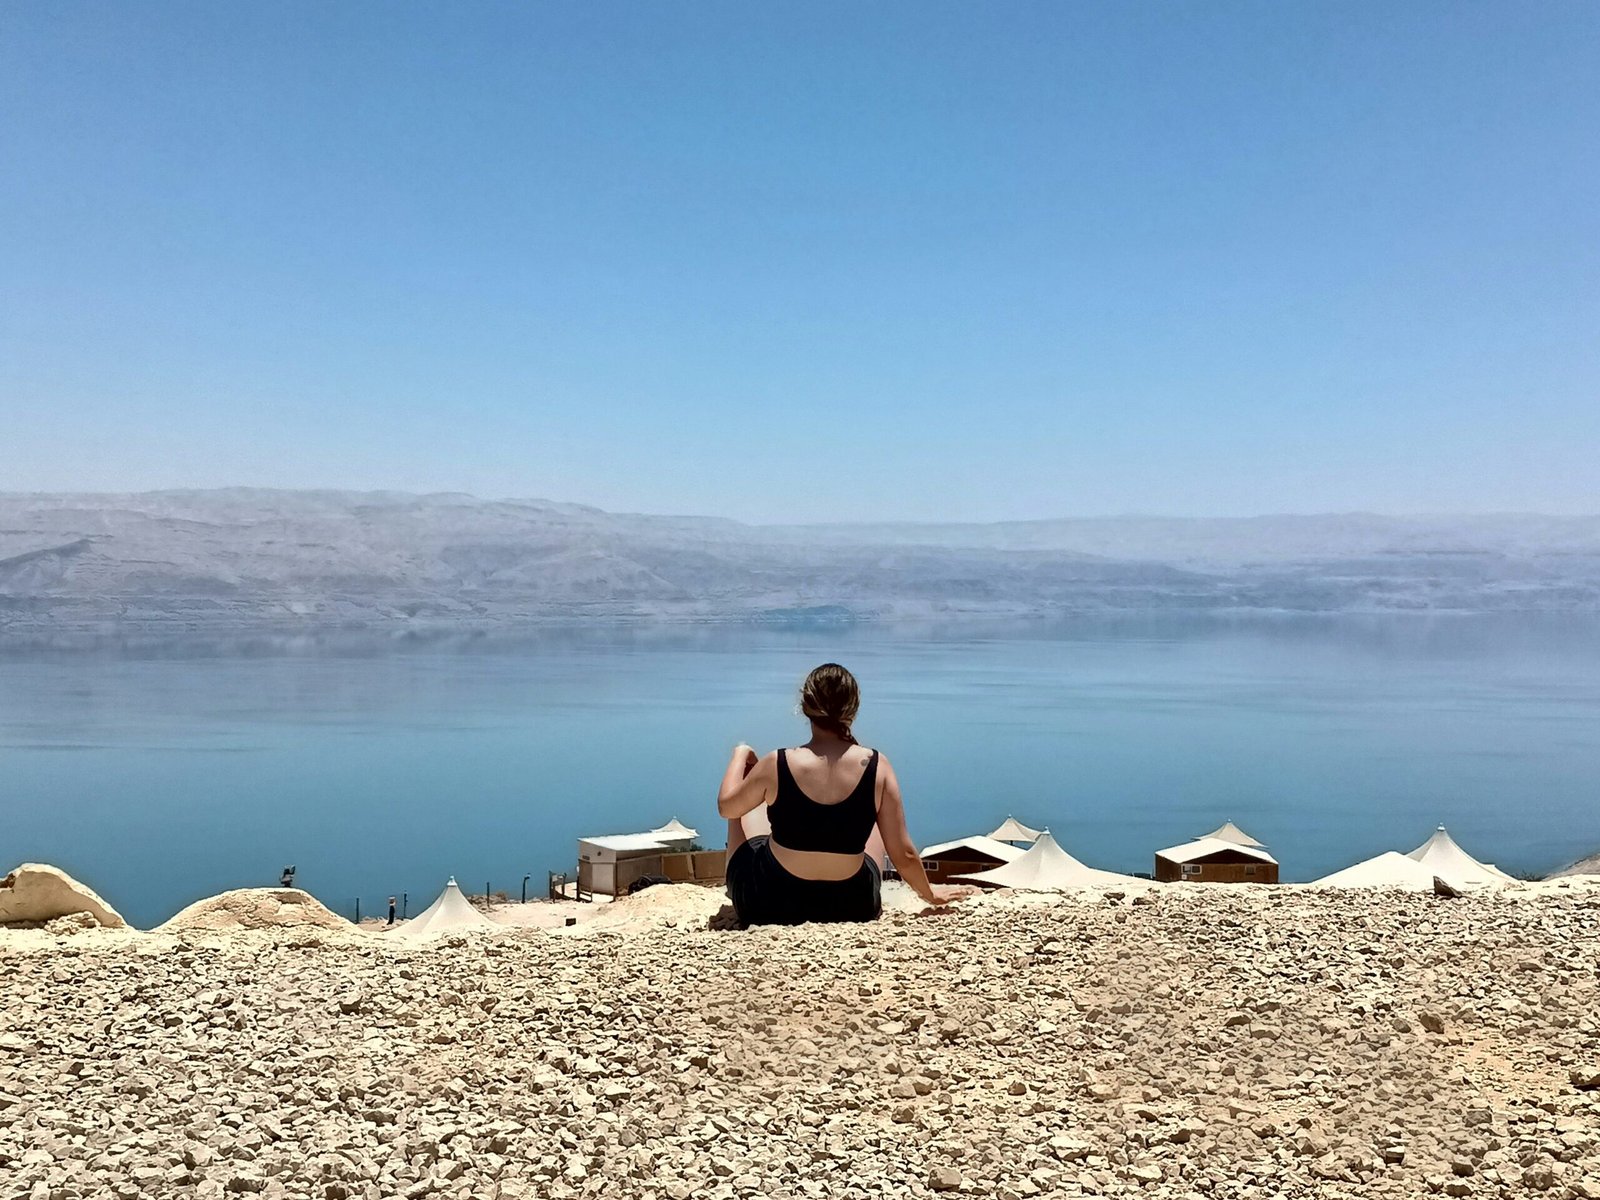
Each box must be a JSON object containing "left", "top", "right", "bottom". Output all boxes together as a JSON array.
[{"left": 577, "top": 821, "right": 718, "bottom": 897}]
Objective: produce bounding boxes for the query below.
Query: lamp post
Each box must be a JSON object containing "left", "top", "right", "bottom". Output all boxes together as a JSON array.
[{"left": 522, "top": 874, "right": 531, "bottom": 904}]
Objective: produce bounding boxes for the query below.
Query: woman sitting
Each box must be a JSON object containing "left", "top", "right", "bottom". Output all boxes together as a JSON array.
[{"left": 716, "top": 662, "right": 961, "bottom": 926}]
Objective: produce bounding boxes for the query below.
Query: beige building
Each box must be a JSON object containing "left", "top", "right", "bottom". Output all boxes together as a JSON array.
[{"left": 576, "top": 819, "right": 723, "bottom": 897}]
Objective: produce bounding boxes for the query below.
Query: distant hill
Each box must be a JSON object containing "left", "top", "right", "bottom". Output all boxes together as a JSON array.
[
  {"left": 1548, "top": 852, "right": 1600, "bottom": 880},
  {"left": 1, "top": 490, "right": 1597, "bottom": 633}
]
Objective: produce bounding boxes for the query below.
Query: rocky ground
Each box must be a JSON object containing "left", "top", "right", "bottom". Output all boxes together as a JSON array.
[{"left": 3, "top": 880, "right": 1599, "bottom": 1200}]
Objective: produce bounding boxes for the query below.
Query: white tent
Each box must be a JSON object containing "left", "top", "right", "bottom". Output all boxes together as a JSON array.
[
  {"left": 955, "top": 830, "right": 1137, "bottom": 890},
  {"left": 1311, "top": 851, "right": 1440, "bottom": 891},
  {"left": 1200, "top": 820, "right": 1267, "bottom": 849},
  {"left": 403, "top": 877, "right": 497, "bottom": 939},
  {"left": 987, "top": 817, "right": 1042, "bottom": 844},
  {"left": 649, "top": 817, "right": 699, "bottom": 842},
  {"left": 1406, "top": 826, "right": 1516, "bottom": 889}
]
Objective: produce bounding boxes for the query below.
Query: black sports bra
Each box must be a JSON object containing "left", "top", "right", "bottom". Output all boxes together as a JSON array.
[{"left": 769, "top": 747, "right": 880, "bottom": 854}]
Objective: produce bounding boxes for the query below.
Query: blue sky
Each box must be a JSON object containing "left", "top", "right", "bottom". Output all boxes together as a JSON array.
[{"left": 2, "top": 2, "right": 1596, "bottom": 522}]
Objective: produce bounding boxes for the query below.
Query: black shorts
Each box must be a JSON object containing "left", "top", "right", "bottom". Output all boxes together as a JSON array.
[{"left": 725, "top": 836, "right": 882, "bottom": 927}]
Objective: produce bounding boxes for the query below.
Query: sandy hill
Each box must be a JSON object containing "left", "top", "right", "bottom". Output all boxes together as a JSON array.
[{"left": 3, "top": 881, "right": 1598, "bottom": 1198}]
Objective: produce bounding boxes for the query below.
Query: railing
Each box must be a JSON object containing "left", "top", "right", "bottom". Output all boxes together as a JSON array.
[{"left": 548, "top": 870, "right": 590, "bottom": 902}]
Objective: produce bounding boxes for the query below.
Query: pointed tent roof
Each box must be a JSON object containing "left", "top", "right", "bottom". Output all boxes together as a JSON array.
[
  {"left": 650, "top": 817, "right": 699, "bottom": 840},
  {"left": 1311, "top": 851, "right": 1440, "bottom": 891},
  {"left": 987, "top": 817, "right": 1042, "bottom": 844},
  {"left": 1200, "top": 820, "right": 1266, "bottom": 849},
  {"left": 1406, "top": 826, "right": 1516, "bottom": 889},
  {"left": 403, "top": 877, "right": 497, "bottom": 939},
  {"left": 955, "top": 830, "right": 1137, "bottom": 890},
  {"left": 920, "top": 836, "right": 1026, "bottom": 864}
]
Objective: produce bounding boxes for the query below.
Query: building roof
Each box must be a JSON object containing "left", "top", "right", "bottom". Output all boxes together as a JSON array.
[
  {"left": 1155, "top": 837, "right": 1279, "bottom": 866},
  {"left": 579, "top": 834, "right": 671, "bottom": 853},
  {"left": 1200, "top": 820, "right": 1266, "bottom": 849},
  {"left": 649, "top": 817, "right": 699, "bottom": 840},
  {"left": 1405, "top": 826, "right": 1516, "bottom": 888},
  {"left": 403, "top": 877, "right": 496, "bottom": 939},
  {"left": 955, "top": 830, "right": 1137, "bottom": 890},
  {"left": 1310, "top": 851, "right": 1439, "bottom": 891},
  {"left": 920, "top": 836, "right": 1026, "bottom": 863},
  {"left": 987, "top": 817, "right": 1042, "bottom": 844}
]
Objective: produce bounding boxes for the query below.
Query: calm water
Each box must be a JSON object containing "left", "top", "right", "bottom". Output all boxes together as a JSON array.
[{"left": 3, "top": 615, "right": 1598, "bottom": 928}]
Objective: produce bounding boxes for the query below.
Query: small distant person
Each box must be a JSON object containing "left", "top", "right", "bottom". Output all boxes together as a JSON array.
[
  {"left": 717, "top": 662, "right": 964, "bottom": 926},
  {"left": 279, "top": 865, "right": 296, "bottom": 889},
  {"left": 387, "top": 896, "right": 397, "bottom": 926}
]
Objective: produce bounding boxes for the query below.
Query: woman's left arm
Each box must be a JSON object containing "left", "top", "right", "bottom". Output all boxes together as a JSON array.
[{"left": 717, "top": 744, "right": 777, "bottom": 819}]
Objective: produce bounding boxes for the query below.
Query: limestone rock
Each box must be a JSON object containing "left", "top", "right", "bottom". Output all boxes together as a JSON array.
[
  {"left": 0, "top": 862, "right": 126, "bottom": 928},
  {"left": 928, "top": 1165, "right": 962, "bottom": 1191}
]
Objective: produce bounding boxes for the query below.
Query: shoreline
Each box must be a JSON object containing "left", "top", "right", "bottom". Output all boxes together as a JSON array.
[{"left": 6, "top": 606, "right": 1600, "bottom": 645}]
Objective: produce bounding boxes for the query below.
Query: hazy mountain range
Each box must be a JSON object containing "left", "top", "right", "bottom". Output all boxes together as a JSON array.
[{"left": 2, "top": 489, "right": 1598, "bottom": 633}]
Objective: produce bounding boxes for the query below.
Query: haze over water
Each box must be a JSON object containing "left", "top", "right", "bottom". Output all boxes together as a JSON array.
[{"left": 2, "top": 614, "right": 1596, "bottom": 928}]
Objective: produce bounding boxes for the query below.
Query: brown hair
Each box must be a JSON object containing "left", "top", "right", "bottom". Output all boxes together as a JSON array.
[{"left": 800, "top": 662, "right": 860, "bottom": 742}]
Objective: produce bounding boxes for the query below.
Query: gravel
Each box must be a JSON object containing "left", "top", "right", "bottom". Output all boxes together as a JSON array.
[{"left": 3, "top": 878, "right": 1598, "bottom": 1199}]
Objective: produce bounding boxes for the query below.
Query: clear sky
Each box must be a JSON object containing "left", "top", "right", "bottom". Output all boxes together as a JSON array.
[{"left": 2, "top": 2, "right": 1596, "bottom": 523}]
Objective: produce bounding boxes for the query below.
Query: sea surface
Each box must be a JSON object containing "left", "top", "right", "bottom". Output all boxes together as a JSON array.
[{"left": 3, "top": 614, "right": 1598, "bottom": 929}]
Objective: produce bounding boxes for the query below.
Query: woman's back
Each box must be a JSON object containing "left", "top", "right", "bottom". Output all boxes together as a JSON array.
[
  {"left": 777, "top": 742, "right": 877, "bottom": 802},
  {"left": 769, "top": 744, "right": 880, "bottom": 854}
]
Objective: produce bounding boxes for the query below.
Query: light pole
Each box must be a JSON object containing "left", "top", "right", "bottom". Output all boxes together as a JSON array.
[{"left": 522, "top": 874, "right": 531, "bottom": 904}]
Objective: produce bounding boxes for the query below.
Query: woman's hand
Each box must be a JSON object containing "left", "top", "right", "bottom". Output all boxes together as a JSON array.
[
  {"left": 732, "top": 744, "right": 759, "bottom": 778},
  {"left": 917, "top": 885, "right": 977, "bottom": 912}
]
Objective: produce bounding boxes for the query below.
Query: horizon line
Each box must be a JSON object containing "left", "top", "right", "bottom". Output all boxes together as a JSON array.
[{"left": 3, "top": 485, "right": 1599, "bottom": 527}]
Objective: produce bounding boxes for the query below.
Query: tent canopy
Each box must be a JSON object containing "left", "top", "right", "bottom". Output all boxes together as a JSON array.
[
  {"left": 650, "top": 817, "right": 699, "bottom": 840},
  {"left": 920, "top": 835, "right": 1026, "bottom": 863},
  {"left": 987, "top": 817, "right": 1042, "bottom": 844},
  {"left": 1200, "top": 820, "right": 1266, "bottom": 849},
  {"left": 1156, "top": 837, "right": 1278, "bottom": 866},
  {"left": 403, "top": 877, "right": 497, "bottom": 939},
  {"left": 1311, "top": 851, "right": 1439, "bottom": 891},
  {"left": 955, "top": 830, "right": 1136, "bottom": 890},
  {"left": 1406, "top": 826, "right": 1515, "bottom": 888}
]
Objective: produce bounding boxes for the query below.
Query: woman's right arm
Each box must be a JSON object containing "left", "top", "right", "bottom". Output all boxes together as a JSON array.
[
  {"left": 874, "top": 756, "right": 958, "bottom": 907},
  {"left": 717, "top": 744, "right": 777, "bottom": 819}
]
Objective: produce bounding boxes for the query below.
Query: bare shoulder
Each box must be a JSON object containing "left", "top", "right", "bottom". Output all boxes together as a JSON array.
[{"left": 874, "top": 749, "right": 899, "bottom": 786}]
